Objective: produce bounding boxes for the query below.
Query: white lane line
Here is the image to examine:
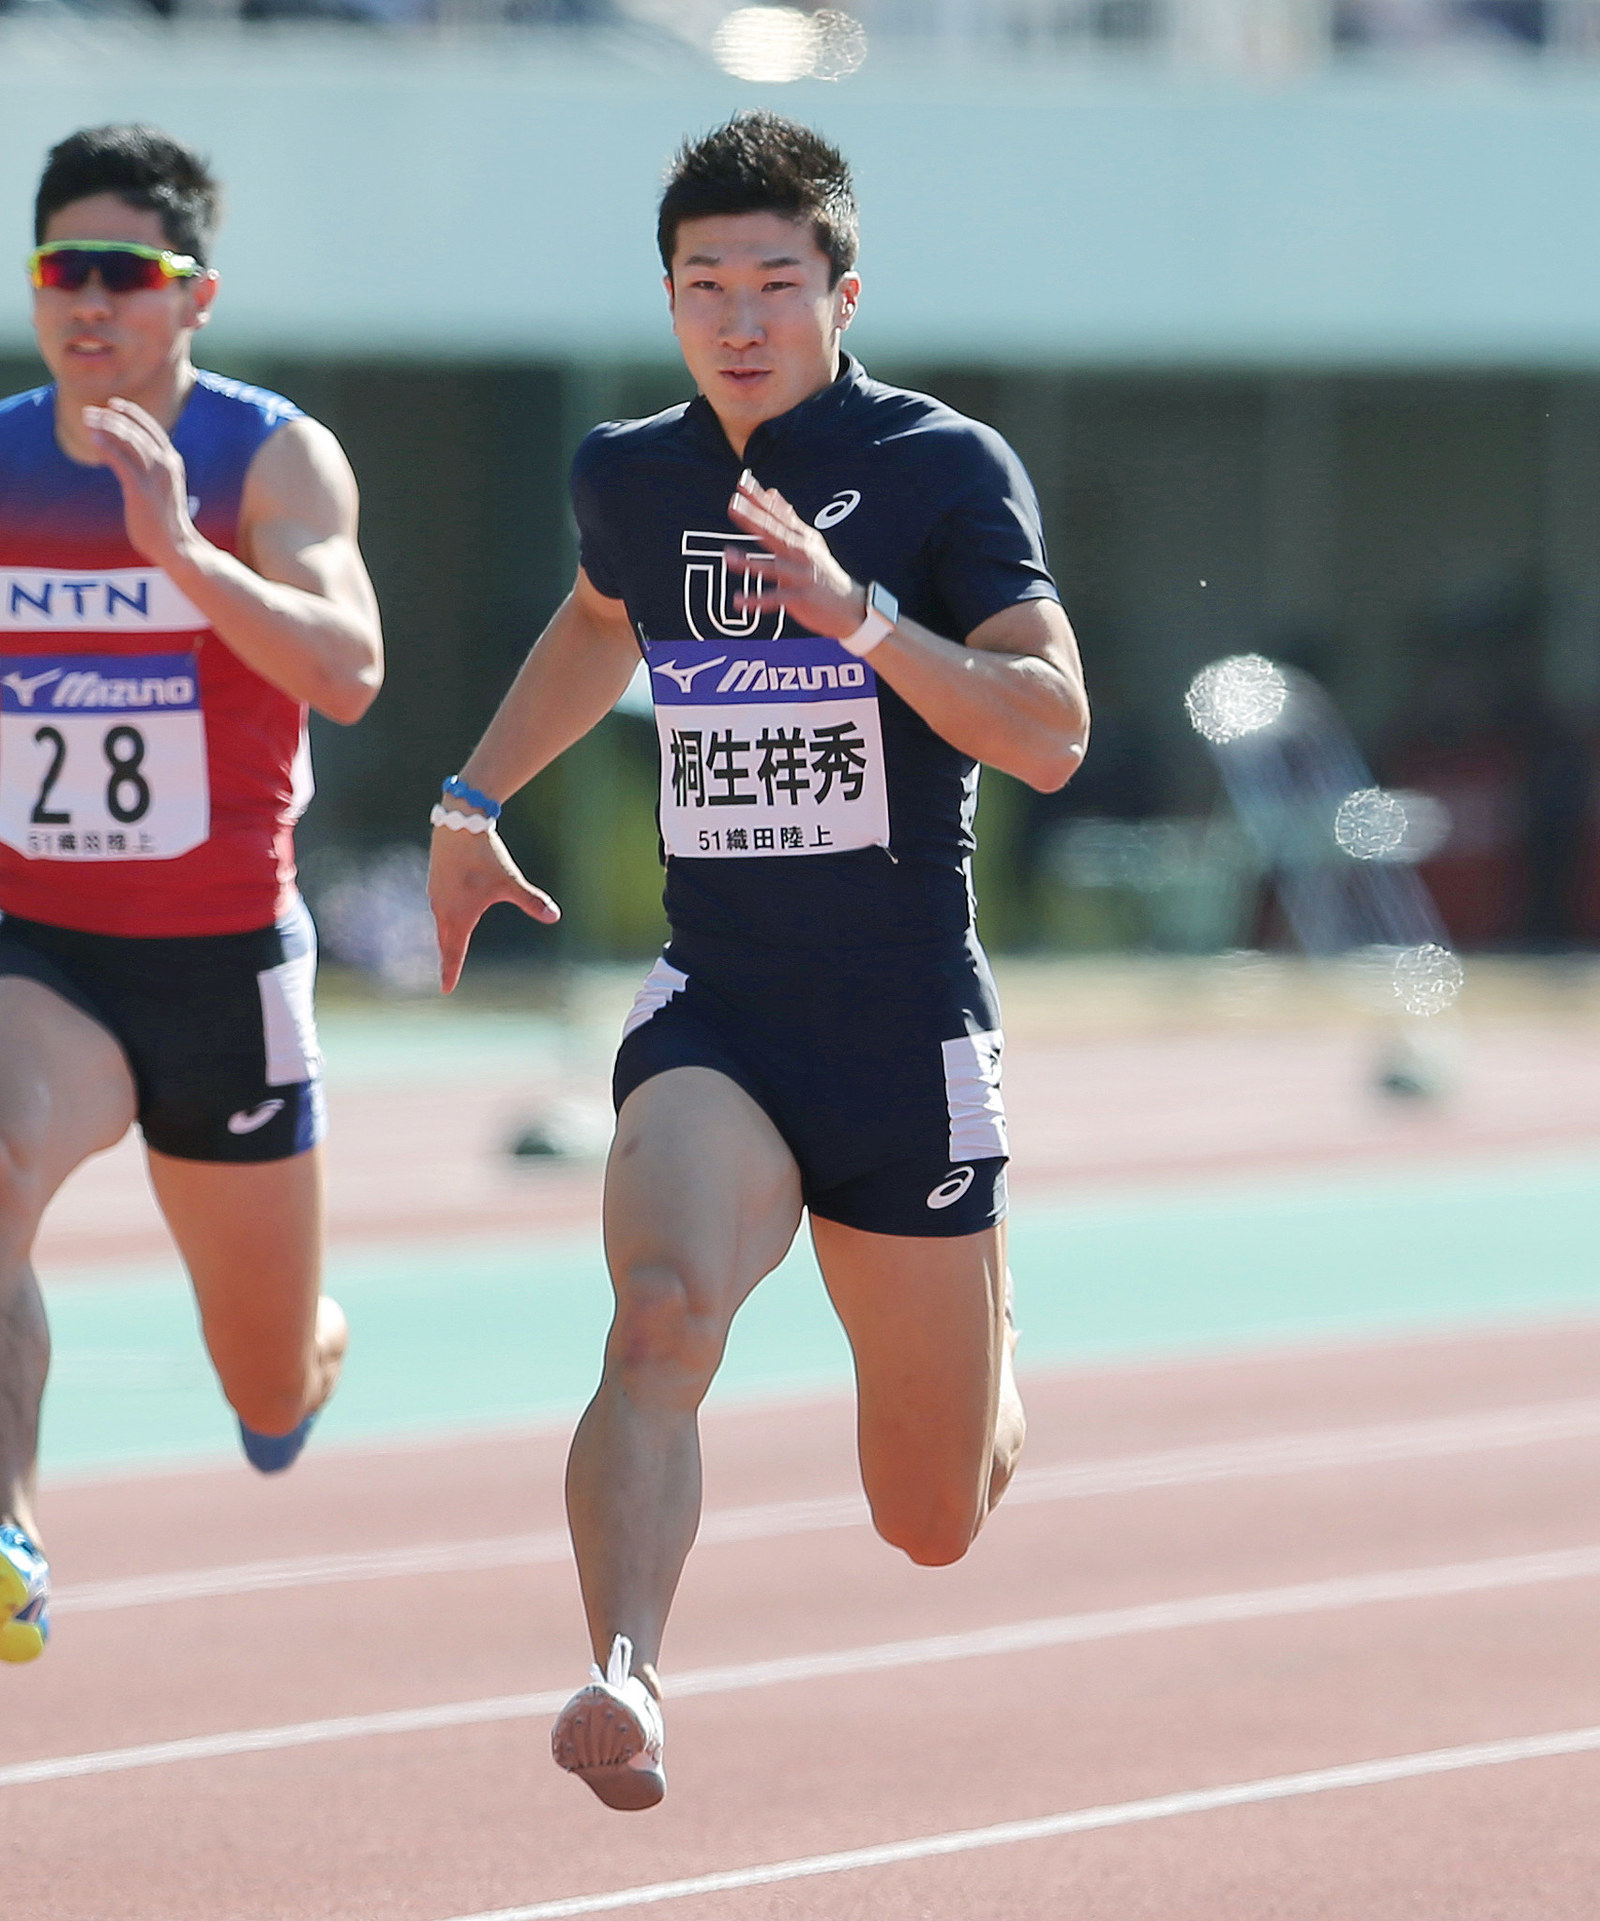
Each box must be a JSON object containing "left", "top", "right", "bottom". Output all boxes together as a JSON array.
[
  {"left": 436, "top": 1724, "right": 1600, "bottom": 1921},
  {"left": 11, "top": 1541, "right": 1600, "bottom": 1791},
  {"left": 53, "top": 1396, "right": 1600, "bottom": 1617}
]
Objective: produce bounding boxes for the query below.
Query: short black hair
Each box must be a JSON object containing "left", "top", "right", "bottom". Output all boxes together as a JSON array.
[
  {"left": 35, "top": 126, "right": 221, "bottom": 265},
  {"left": 658, "top": 112, "right": 858, "bottom": 287}
]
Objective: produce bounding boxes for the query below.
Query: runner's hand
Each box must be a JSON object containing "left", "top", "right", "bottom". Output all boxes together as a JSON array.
[
  {"left": 82, "top": 397, "right": 201, "bottom": 573},
  {"left": 726, "top": 471, "right": 867, "bottom": 640},
  {"left": 428, "top": 820, "right": 560, "bottom": 994}
]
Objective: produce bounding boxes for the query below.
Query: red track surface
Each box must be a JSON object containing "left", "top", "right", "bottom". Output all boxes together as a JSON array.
[{"left": 8, "top": 1321, "right": 1600, "bottom": 1919}]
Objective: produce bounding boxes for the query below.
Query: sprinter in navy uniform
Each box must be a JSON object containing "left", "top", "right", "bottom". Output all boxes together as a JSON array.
[{"left": 428, "top": 112, "right": 1089, "bottom": 1811}]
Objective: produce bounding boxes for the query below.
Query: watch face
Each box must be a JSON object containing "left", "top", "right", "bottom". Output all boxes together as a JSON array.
[{"left": 870, "top": 582, "right": 899, "bottom": 625}]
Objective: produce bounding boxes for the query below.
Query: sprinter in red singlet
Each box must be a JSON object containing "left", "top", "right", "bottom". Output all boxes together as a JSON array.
[{"left": 0, "top": 125, "right": 383, "bottom": 1665}]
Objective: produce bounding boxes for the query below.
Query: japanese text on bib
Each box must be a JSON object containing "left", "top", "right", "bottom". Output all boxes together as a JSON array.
[{"left": 646, "top": 635, "right": 889, "bottom": 859}]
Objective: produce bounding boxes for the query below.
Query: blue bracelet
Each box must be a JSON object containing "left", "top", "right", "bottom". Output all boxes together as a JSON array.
[{"left": 442, "top": 775, "right": 502, "bottom": 821}]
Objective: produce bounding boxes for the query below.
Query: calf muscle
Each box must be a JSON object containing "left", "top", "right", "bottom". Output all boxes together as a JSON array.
[{"left": 0, "top": 978, "right": 136, "bottom": 1534}]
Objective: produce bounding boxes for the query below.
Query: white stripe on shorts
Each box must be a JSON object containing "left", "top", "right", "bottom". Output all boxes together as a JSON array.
[
  {"left": 258, "top": 910, "right": 321, "bottom": 1088},
  {"left": 942, "top": 1028, "right": 1007, "bottom": 1162},
  {"left": 621, "top": 957, "right": 690, "bottom": 1041}
]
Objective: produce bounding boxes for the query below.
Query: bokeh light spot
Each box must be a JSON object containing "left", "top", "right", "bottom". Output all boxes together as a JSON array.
[
  {"left": 1392, "top": 942, "right": 1465, "bottom": 1017},
  {"left": 711, "top": 6, "right": 866, "bottom": 81},
  {"left": 713, "top": 7, "right": 820, "bottom": 81},
  {"left": 1184, "top": 654, "right": 1289, "bottom": 744},
  {"left": 1334, "top": 787, "right": 1407, "bottom": 860},
  {"left": 810, "top": 8, "right": 868, "bottom": 78},
  {"left": 1334, "top": 787, "right": 1452, "bottom": 863}
]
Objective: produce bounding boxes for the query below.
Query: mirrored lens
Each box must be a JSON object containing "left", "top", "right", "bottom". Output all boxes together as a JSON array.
[{"left": 34, "top": 249, "right": 172, "bottom": 295}]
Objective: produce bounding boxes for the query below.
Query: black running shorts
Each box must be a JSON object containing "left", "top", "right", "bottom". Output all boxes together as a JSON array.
[
  {"left": 612, "top": 931, "right": 1007, "bottom": 1239},
  {"left": 0, "top": 898, "right": 325, "bottom": 1163}
]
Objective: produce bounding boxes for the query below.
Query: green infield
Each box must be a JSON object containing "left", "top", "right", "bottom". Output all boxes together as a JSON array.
[{"left": 38, "top": 1149, "right": 1600, "bottom": 1477}]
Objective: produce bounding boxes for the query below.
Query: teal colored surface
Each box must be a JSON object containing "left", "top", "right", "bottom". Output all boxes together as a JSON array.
[{"left": 39, "top": 1152, "right": 1600, "bottom": 1477}]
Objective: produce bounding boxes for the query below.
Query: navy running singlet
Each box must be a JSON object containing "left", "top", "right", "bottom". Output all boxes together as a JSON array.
[{"left": 571, "top": 354, "right": 1060, "bottom": 955}]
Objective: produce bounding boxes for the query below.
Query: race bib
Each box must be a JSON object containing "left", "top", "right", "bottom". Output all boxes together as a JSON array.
[
  {"left": 646, "top": 635, "right": 889, "bottom": 859},
  {"left": 0, "top": 651, "right": 209, "bottom": 861}
]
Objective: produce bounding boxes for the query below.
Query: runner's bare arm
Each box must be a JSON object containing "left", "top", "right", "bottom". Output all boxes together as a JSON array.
[
  {"left": 82, "top": 398, "right": 383, "bottom": 724},
  {"left": 427, "top": 568, "right": 641, "bottom": 993},
  {"left": 727, "top": 473, "right": 1088, "bottom": 791}
]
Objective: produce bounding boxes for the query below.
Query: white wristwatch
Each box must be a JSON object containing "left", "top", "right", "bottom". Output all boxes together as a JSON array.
[{"left": 839, "top": 580, "right": 898, "bottom": 658}]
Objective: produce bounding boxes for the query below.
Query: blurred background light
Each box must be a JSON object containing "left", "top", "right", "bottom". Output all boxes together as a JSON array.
[
  {"left": 1184, "top": 655, "right": 1291, "bottom": 745},
  {"left": 1390, "top": 940, "right": 1467, "bottom": 1016},
  {"left": 809, "top": 8, "right": 868, "bottom": 79},
  {"left": 1334, "top": 787, "right": 1454, "bottom": 863},
  {"left": 712, "top": 7, "right": 821, "bottom": 81},
  {"left": 709, "top": 6, "right": 865, "bottom": 81}
]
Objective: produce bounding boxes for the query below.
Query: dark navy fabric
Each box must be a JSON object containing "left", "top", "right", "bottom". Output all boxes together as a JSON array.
[
  {"left": 571, "top": 354, "right": 1059, "bottom": 954},
  {"left": 0, "top": 900, "right": 324, "bottom": 1163},
  {"left": 612, "top": 929, "right": 1008, "bottom": 1238}
]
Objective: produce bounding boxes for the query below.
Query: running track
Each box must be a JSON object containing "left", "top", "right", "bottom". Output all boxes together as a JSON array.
[{"left": 9, "top": 966, "right": 1600, "bottom": 1917}]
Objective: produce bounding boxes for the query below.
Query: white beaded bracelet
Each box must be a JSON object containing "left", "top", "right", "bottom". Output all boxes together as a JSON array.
[{"left": 430, "top": 803, "right": 494, "bottom": 834}]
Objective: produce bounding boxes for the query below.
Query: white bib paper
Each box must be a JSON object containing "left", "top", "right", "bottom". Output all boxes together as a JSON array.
[
  {"left": 0, "top": 651, "right": 209, "bottom": 861},
  {"left": 646, "top": 636, "right": 889, "bottom": 860}
]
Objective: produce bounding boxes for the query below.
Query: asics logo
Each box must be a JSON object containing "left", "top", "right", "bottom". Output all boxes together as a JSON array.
[
  {"left": 815, "top": 490, "right": 861, "bottom": 530},
  {"left": 651, "top": 655, "right": 727, "bottom": 694},
  {"left": 1, "top": 667, "right": 61, "bottom": 708},
  {"left": 926, "top": 1166, "right": 976, "bottom": 1210},
  {"left": 227, "top": 1099, "right": 284, "bottom": 1136}
]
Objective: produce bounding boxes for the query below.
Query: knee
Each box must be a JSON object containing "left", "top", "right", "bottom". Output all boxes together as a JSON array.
[
  {"left": 870, "top": 1491, "right": 983, "bottom": 1570},
  {"left": 216, "top": 1355, "right": 316, "bottom": 1436},
  {"left": 605, "top": 1262, "right": 727, "bottom": 1406}
]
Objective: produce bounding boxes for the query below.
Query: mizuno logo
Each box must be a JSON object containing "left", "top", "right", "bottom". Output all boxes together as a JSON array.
[
  {"left": 45, "top": 672, "right": 194, "bottom": 711},
  {"left": 651, "top": 655, "right": 727, "bottom": 694},
  {"left": 715, "top": 659, "right": 868, "bottom": 694},
  {"left": 1, "top": 667, "right": 62, "bottom": 708},
  {"left": 814, "top": 490, "right": 861, "bottom": 530},
  {"left": 926, "top": 1167, "right": 976, "bottom": 1210},
  {"left": 227, "top": 1099, "right": 285, "bottom": 1136}
]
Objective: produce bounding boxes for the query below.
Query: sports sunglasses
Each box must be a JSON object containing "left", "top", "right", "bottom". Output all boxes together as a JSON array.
[{"left": 27, "top": 240, "right": 204, "bottom": 294}]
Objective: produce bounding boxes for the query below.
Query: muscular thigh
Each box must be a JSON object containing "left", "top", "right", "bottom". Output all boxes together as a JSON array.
[
  {"left": 0, "top": 976, "right": 135, "bottom": 1209},
  {"left": 146, "top": 1146, "right": 323, "bottom": 1359},
  {"left": 813, "top": 1216, "right": 1007, "bottom": 1492},
  {"left": 604, "top": 1067, "right": 804, "bottom": 1325}
]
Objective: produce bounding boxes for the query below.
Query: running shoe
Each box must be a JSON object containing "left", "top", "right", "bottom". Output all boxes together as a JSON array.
[
  {"left": 550, "top": 1633, "right": 666, "bottom": 1810},
  {"left": 0, "top": 1523, "right": 50, "bottom": 1664},
  {"left": 239, "top": 1412, "right": 316, "bottom": 1475}
]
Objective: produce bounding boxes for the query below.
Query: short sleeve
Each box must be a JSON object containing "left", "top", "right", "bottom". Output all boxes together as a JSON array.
[
  {"left": 569, "top": 428, "right": 627, "bottom": 603},
  {"left": 926, "top": 423, "right": 1059, "bottom": 640}
]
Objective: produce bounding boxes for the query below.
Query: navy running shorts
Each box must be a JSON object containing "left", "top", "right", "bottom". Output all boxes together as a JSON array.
[
  {"left": 612, "top": 931, "right": 1007, "bottom": 1239},
  {"left": 0, "top": 897, "right": 326, "bottom": 1163}
]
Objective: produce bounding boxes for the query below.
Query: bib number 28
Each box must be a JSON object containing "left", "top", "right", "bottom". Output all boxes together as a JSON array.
[
  {"left": 29, "top": 723, "right": 151, "bottom": 827},
  {"left": 0, "top": 651, "right": 209, "bottom": 863}
]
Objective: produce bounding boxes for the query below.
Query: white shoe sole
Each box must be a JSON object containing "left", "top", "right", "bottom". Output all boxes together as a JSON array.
[{"left": 551, "top": 1681, "right": 666, "bottom": 1811}]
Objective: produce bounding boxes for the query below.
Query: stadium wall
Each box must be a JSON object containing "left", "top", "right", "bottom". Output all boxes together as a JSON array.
[
  {"left": 4, "top": 30, "right": 1600, "bottom": 368},
  {"left": 7, "top": 35, "right": 1600, "bottom": 957}
]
